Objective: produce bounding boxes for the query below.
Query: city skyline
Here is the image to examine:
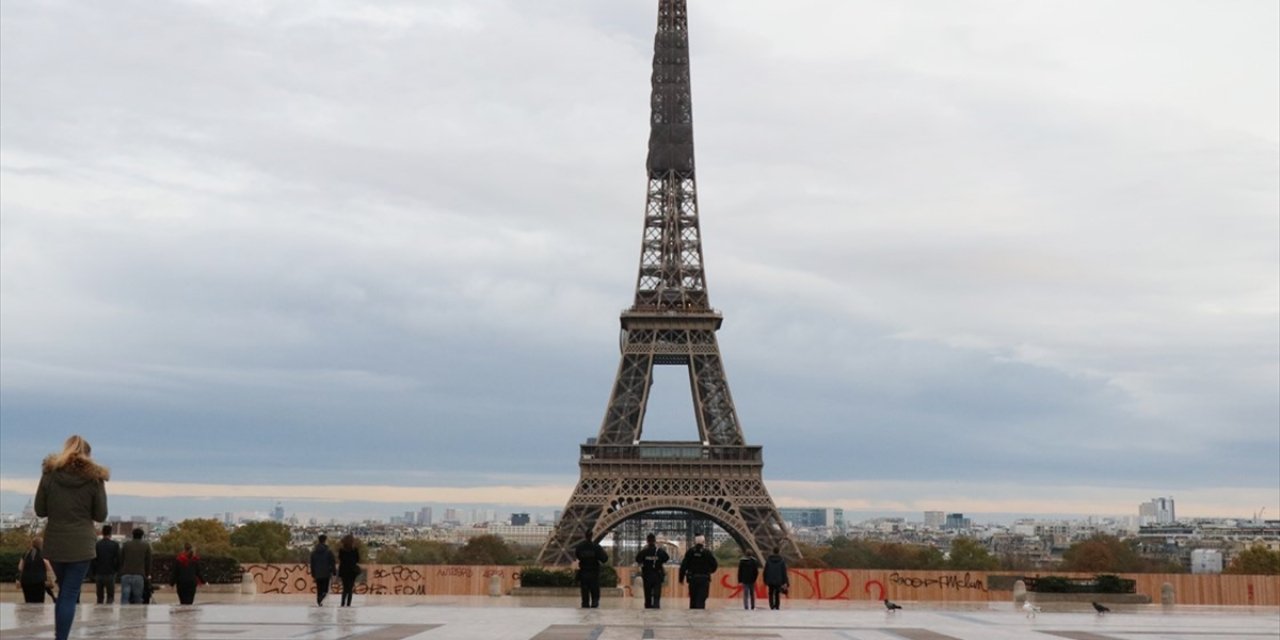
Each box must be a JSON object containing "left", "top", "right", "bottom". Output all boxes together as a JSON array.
[{"left": 2, "top": 1, "right": 1277, "bottom": 522}]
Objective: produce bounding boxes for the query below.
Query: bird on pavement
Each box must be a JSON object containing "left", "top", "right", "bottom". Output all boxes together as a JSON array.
[
  {"left": 884, "top": 599, "right": 903, "bottom": 611},
  {"left": 1023, "top": 601, "right": 1041, "bottom": 618},
  {"left": 1092, "top": 601, "right": 1111, "bottom": 614}
]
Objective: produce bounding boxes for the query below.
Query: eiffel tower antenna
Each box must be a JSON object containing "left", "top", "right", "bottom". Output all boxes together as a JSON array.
[{"left": 539, "top": 0, "right": 798, "bottom": 565}]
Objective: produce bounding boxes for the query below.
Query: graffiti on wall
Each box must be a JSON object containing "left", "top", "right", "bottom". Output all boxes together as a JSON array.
[
  {"left": 713, "top": 569, "right": 986, "bottom": 601},
  {"left": 245, "top": 564, "right": 521, "bottom": 596}
]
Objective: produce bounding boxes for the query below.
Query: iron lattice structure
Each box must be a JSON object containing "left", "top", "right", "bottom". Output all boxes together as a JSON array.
[{"left": 539, "top": 0, "right": 798, "bottom": 565}]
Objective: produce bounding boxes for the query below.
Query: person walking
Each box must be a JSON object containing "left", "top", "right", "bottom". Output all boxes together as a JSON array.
[
  {"left": 336, "top": 534, "right": 361, "bottom": 607},
  {"left": 762, "top": 547, "right": 789, "bottom": 610},
  {"left": 574, "top": 537, "right": 609, "bottom": 608},
  {"left": 118, "top": 528, "right": 152, "bottom": 604},
  {"left": 635, "top": 533, "right": 669, "bottom": 609},
  {"left": 170, "top": 543, "right": 204, "bottom": 605},
  {"left": 309, "top": 534, "right": 336, "bottom": 606},
  {"left": 17, "top": 537, "right": 55, "bottom": 603},
  {"left": 93, "top": 525, "right": 121, "bottom": 604},
  {"left": 678, "top": 535, "right": 718, "bottom": 609},
  {"left": 737, "top": 553, "right": 760, "bottom": 610},
  {"left": 35, "top": 434, "right": 109, "bottom": 640}
]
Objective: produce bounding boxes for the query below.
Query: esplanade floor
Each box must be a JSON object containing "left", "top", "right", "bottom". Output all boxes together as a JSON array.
[{"left": 1, "top": 595, "right": 1276, "bottom": 640}]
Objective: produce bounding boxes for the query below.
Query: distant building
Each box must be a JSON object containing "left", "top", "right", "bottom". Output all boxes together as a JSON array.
[
  {"left": 1190, "top": 549, "right": 1223, "bottom": 574},
  {"left": 1139, "top": 497, "right": 1176, "bottom": 526},
  {"left": 944, "top": 513, "right": 971, "bottom": 531},
  {"left": 418, "top": 507, "right": 433, "bottom": 526},
  {"left": 510, "top": 513, "right": 531, "bottom": 526},
  {"left": 924, "top": 511, "right": 946, "bottom": 529},
  {"left": 779, "top": 508, "right": 843, "bottom": 529},
  {"left": 272, "top": 502, "right": 285, "bottom": 522}
]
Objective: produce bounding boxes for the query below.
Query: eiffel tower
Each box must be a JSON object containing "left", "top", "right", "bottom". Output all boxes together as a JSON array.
[{"left": 539, "top": 0, "right": 798, "bottom": 565}]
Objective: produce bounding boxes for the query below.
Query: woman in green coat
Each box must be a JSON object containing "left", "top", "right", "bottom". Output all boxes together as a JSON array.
[{"left": 35, "top": 435, "right": 109, "bottom": 640}]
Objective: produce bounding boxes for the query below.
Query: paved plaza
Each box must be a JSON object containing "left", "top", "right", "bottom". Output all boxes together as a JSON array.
[{"left": 2, "top": 596, "right": 1277, "bottom": 639}]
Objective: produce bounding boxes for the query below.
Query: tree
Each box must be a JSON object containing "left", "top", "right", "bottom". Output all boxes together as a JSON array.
[
  {"left": 713, "top": 539, "right": 742, "bottom": 564},
  {"left": 1059, "top": 534, "right": 1146, "bottom": 573},
  {"left": 454, "top": 534, "right": 518, "bottom": 565},
  {"left": 156, "top": 518, "right": 232, "bottom": 556},
  {"left": 947, "top": 537, "right": 999, "bottom": 571},
  {"left": 378, "top": 539, "right": 453, "bottom": 565},
  {"left": 0, "top": 525, "right": 37, "bottom": 553},
  {"left": 1226, "top": 545, "right": 1280, "bottom": 575},
  {"left": 229, "top": 521, "right": 292, "bottom": 562}
]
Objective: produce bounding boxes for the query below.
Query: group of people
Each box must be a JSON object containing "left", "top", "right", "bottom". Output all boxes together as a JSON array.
[
  {"left": 574, "top": 532, "right": 792, "bottom": 610},
  {"left": 306, "top": 533, "right": 363, "bottom": 607}
]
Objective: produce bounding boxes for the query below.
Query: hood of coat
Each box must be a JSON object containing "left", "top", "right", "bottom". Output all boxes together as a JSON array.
[{"left": 42, "top": 455, "right": 110, "bottom": 485}]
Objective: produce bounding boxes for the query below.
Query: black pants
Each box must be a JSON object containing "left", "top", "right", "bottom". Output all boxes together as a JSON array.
[
  {"left": 687, "top": 575, "right": 710, "bottom": 609},
  {"left": 642, "top": 572, "right": 663, "bottom": 608},
  {"left": 767, "top": 584, "right": 784, "bottom": 609},
  {"left": 177, "top": 584, "right": 197, "bottom": 605},
  {"left": 579, "top": 572, "right": 601, "bottom": 608},
  {"left": 21, "top": 583, "right": 47, "bottom": 603},
  {"left": 315, "top": 577, "right": 331, "bottom": 605},
  {"left": 340, "top": 575, "right": 356, "bottom": 606},
  {"left": 96, "top": 574, "right": 116, "bottom": 604}
]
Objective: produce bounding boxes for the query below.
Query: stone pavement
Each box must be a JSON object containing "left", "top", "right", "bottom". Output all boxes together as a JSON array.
[{"left": 1, "top": 596, "right": 1276, "bottom": 639}]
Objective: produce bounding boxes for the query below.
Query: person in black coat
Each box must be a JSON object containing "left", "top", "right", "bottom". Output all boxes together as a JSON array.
[
  {"left": 678, "top": 535, "right": 718, "bottom": 609},
  {"left": 93, "top": 525, "right": 121, "bottom": 604},
  {"left": 309, "top": 534, "right": 337, "bottom": 607},
  {"left": 336, "top": 534, "right": 361, "bottom": 607},
  {"left": 574, "top": 538, "right": 609, "bottom": 608},
  {"left": 635, "top": 533, "right": 670, "bottom": 609},
  {"left": 737, "top": 553, "right": 760, "bottom": 610},
  {"left": 170, "top": 543, "right": 204, "bottom": 605},
  {"left": 762, "top": 547, "right": 789, "bottom": 610},
  {"left": 18, "top": 537, "right": 55, "bottom": 603}
]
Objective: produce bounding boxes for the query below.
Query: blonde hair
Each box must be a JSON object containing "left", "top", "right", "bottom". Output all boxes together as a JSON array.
[{"left": 50, "top": 435, "right": 93, "bottom": 469}]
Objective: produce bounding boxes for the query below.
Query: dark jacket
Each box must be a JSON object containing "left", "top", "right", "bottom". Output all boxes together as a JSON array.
[
  {"left": 94, "top": 537, "right": 121, "bottom": 576},
  {"left": 34, "top": 455, "right": 109, "bottom": 562},
  {"left": 19, "top": 548, "right": 49, "bottom": 586},
  {"left": 678, "top": 544, "right": 718, "bottom": 581},
  {"left": 170, "top": 551, "right": 204, "bottom": 587},
  {"left": 310, "top": 543, "right": 336, "bottom": 580},
  {"left": 337, "top": 547, "right": 361, "bottom": 579},
  {"left": 574, "top": 540, "right": 608, "bottom": 576},
  {"left": 762, "top": 553, "right": 789, "bottom": 587},
  {"left": 119, "top": 539, "right": 153, "bottom": 577},
  {"left": 737, "top": 556, "right": 760, "bottom": 584},
  {"left": 636, "top": 544, "right": 670, "bottom": 576}
]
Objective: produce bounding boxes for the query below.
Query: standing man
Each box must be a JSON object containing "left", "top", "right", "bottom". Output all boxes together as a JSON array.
[
  {"left": 737, "top": 553, "right": 760, "bottom": 610},
  {"left": 573, "top": 537, "right": 609, "bottom": 608},
  {"left": 93, "top": 525, "right": 121, "bottom": 604},
  {"left": 309, "top": 534, "right": 336, "bottom": 607},
  {"left": 635, "top": 533, "right": 670, "bottom": 609},
  {"left": 118, "top": 527, "right": 152, "bottom": 604},
  {"left": 678, "top": 534, "right": 718, "bottom": 609}
]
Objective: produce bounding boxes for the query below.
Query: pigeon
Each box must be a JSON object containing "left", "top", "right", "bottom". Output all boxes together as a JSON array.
[
  {"left": 1022, "top": 601, "right": 1041, "bottom": 618},
  {"left": 1092, "top": 601, "right": 1111, "bottom": 614},
  {"left": 884, "top": 599, "right": 903, "bottom": 611}
]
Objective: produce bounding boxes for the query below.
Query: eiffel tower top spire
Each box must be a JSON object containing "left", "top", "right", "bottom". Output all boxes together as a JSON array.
[
  {"left": 646, "top": 0, "right": 694, "bottom": 177},
  {"left": 633, "top": 0, "right": 709, "bottom": 314}
]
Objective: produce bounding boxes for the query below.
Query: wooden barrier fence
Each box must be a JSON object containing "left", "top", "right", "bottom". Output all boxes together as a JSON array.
[{"left": 244, "top": 564, "right": 1279, "bottom": 605}]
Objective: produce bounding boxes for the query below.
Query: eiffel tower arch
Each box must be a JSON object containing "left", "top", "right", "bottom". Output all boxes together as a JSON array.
[{"left": 538, "top": 0, "right": 799, "bottom": 565}]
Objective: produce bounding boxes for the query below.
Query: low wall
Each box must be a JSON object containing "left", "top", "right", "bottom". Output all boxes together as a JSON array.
[{"left": 241, "top": 564, "right": 1279, "bottom": 606}]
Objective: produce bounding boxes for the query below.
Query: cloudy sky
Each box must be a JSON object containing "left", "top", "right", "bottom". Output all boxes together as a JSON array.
[{"left": 2, "top": 0, "right": 1277, "bottom": 524}]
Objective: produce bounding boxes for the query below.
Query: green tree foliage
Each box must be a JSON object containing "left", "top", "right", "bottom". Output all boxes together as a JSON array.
[
  {"left": 1058, "top": 534, "right": 1182, "bottom": 573},
  {"left": 791, "top": 541, "right": 829, "bottom": 568},
  {"left": 821, "top": 537, "right": 943, "bottom": 570},
  {"left": 1226, "top": 544, "right": 1280, "bottom": 575},
  {"left": 156, "top": 518, "right": 232, "bottom": 556},
  {"left": 454, "top": 534, "right": 518, "bottom": 565},
  {"left": 0, "top": 526, "right": 37, "bottom": 553},
  {"left": 947, "top": 537, "right": 1000, "bottom": 571},
  {"left": 378, "top": 539, "right": 454, "bottom": 565},
  {"left": 713, "top": 539, "right": 742, "bottom": 564},
  {"left": 229, "top": 521, "right": 292, "bottom": 562},
  {"left": 229, "top": 522, "right": 293, "bottom": 563}
]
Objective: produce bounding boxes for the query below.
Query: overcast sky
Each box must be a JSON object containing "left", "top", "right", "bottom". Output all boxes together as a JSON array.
[{"left": 2, "top": 0, "right": 1277, "bottom": 523}]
